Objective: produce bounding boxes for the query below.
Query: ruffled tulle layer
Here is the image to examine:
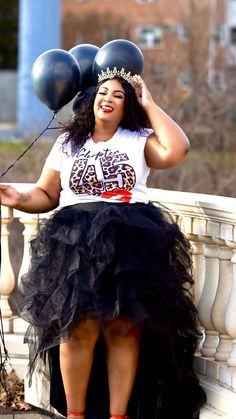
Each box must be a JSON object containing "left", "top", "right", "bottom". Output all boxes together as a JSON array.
[{"left": 16, "top": 202, "right": 206, "bottom": 419}]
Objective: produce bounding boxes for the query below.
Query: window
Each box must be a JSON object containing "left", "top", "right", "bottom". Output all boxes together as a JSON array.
[
  {"left": 212, "top": 70, "right": 226, "bottom": 90},
  {"left": 177, "top": 71, "right": 192, "bottom": 91},
  {"left": 176, "top": 24, "right": 189, "bottom": 41},
  {"left": 103, "top": 28, "right": 117, "bottom": 43},
  {"left": 152, "top": 67, "right": 166, "bottom": 85},
  {"left": 230, "top": 27, "right": 236, "bottom": 44},
  {"left": 162, "top": 24, "right": 176, "bottom": 34},
  {"left": 75, "top": 31, "right": 84, "bottom": 44},
  {"left": 214, "top": 24, "right": 225, "bottom": 45},
  {"left": 136, "top": 25, "right": 163, "bottom": 48}
]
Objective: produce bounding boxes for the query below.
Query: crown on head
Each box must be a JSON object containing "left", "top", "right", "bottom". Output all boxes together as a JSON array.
[{"left": 97, "top": 67, "right": 137, "bottom": 88}]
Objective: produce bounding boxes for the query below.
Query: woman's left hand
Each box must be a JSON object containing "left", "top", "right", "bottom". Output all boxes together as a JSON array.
[{"left": 133, "top": 75, "right": 155, "bottom": 110}]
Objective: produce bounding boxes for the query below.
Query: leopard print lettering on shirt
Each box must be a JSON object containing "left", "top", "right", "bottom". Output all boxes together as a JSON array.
[{"left": 69, "top": 151, "right": 136, "bottom": 200}]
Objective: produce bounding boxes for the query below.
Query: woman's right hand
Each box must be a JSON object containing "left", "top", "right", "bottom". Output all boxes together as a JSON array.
[
  {"left": 0, "top": 184, "right": 20, "bottom": 208},
  {"left": 0, "top": 165, "right": 61, "bottom": 214}
]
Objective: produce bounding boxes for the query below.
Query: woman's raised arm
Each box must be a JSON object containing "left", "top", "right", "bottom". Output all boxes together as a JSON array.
[{"left": 133, "top": 75, "right": 190, "bottom": 169}]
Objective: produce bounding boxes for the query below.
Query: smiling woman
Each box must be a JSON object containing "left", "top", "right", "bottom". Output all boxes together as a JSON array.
[
  {"left": 0, "top": 71, "right": 206, "bottom": 419},
  {"left": 92, "top": 79, "right": 126, "bottom": 139}
]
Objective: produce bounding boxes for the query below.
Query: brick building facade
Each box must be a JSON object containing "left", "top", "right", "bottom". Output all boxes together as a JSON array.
[{"left": 61, "top": 0, "right": 226, "bottom": 97}]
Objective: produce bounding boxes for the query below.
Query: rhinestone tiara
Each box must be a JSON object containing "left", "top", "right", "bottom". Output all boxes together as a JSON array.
[{"left": 97, "top": 67, "right": 137, "bottom": 88}]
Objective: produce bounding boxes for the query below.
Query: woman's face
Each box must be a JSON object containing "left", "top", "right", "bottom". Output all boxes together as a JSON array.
[{"left": 93, "top": 78, "right": 125, "bottom": 126}]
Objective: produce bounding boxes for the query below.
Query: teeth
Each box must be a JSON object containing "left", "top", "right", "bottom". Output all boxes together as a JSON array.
[{"left": 101, "top": 105, "right": 113, "bottom": 110}]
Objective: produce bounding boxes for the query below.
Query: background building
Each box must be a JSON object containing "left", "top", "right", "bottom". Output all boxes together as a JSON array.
[{"left": 62, "top": 0, "right": 227, "bottom": 98}]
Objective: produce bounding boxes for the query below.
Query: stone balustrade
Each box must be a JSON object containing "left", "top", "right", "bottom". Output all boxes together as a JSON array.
[{"left": 1, "top": 184, "right": 236, "bottom": 417}]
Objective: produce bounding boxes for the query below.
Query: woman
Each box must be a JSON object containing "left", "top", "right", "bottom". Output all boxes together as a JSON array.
[{"left": 0, "top": 74, "right": 206, "bottom": 419}]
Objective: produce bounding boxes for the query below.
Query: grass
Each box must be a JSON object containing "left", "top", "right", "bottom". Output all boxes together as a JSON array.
[
  {"left": 189, "top": 149, "right": 236, "bottom": 170},
  {"left": 0, "top": 138, "right": 52, "bottom": 182},
  {"left": 0, "top": 138, "right": 52, "bottom": 153}
]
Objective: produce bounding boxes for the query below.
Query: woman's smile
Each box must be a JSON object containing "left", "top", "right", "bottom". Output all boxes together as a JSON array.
[{"left": 100, "top": 104, "right": 114, "bottom": 113}]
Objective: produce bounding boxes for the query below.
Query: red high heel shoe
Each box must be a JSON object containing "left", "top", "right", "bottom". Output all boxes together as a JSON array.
[
  {"left": 110, "top": 416, "right": 129, "bottom": 419},
  {"left": 67, "top": 413, "right": 129, "bottom": 418}
]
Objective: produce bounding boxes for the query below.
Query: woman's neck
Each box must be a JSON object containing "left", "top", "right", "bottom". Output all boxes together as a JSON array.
[{"left": 92, "top": 124, "right": 119, "bottom": 142}]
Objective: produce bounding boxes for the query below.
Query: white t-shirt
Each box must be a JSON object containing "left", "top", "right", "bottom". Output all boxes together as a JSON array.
[{"left": 46, "top": 127, "right": 151, "bottom": 207}]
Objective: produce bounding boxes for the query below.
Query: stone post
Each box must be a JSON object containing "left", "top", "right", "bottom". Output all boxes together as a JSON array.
[{"left": 17, "top": 0, "right": 61, "bottom": 136}]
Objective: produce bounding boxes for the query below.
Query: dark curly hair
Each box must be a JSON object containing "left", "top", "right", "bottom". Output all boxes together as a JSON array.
[{"left": 62, "top": 76, "right": 151, "bottom": 153}]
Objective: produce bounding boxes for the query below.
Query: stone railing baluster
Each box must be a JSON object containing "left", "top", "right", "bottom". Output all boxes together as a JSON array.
[
  {"left": 187, "top": 233, "right": 206, "bottom": 353},
  {"left": 12, "top": 211, "right": 39, "bottom": 335},
  {"left": 212, "top": 240, "right": 233, "bottom": 362},
  {"left": 198, "top": 235, "right": 220, "bottom": 358},
  {"left": 17, "top": 212, "right": 39, "bottom": 286},
  {"left": 225, "top": 239, "right": 236, "bottom": 367},
  {"left": 187, "top": 234, "right": 205, "bottom": 308},
  {"left": 0, "top": 206, "right": 15, "bottom": 332}
]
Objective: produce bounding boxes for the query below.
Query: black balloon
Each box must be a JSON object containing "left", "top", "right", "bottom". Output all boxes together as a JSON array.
[
  {"left": 93, "top": 39, "right": 144, "bottom": 83},
  {"left": 69, "top": 44, "right": 99, "bottom": 90},
  {"left": 72, "top": 85, "right": 96, "bottom": 114},
  {"left": 31, "top": 49, "right": 81, "bottom": 111}
]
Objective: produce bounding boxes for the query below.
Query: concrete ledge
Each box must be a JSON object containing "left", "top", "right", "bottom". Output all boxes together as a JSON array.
[
  {"left": 194, "top": 355, "right": 236, "bottom": 393},
  {"left": 200, "top": 405, "right": 229, "bottom": 418},
  {"left": 199, "top": 374, "right": 236, "bottom": 418},
  {"left": 0, "top": 409, "right": 53, "bottom": 419}
]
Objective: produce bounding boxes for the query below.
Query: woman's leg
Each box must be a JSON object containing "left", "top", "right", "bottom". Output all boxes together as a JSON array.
[
  {"left": 60, "top": 318, "right": 100, "bottom": 417},
  {"left": 103, "top": 316, "right": 141, "bottom": 416}
]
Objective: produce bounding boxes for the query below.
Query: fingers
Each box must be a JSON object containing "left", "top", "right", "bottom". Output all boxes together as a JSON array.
[
  {"left": 133, "top": 75, "right": 144, "bottom": 85},
  {"left": 133, "top": 75, "right": 143, "bottom": 91},
  {"left": 133, "top": 76, "right": 154, "bottom": 108},
  {"left": 132, "top": 75, "right": 144, "bottom": 102}
]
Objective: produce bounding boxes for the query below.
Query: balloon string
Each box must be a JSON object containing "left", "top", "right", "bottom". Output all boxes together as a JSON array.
[{"left": 0, "top": 111, "right": 58, "bottom": 180}]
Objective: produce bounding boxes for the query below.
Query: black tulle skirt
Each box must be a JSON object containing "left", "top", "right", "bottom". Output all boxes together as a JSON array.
[{"left": 16, "top": 201, "right": 206, "bottom": 419}]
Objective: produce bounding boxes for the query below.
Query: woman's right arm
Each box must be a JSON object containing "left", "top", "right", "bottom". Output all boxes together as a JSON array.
[{"left": 0, "top": 163, "right": 61, "bottom": 213}]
